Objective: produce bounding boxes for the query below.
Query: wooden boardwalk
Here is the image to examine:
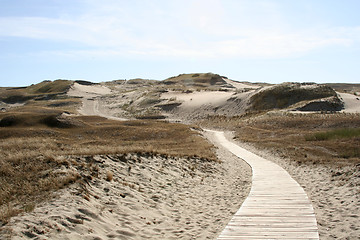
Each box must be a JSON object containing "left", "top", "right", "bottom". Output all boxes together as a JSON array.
[{"left": 212, "top": 131, "right": 319, "bottom": 240}]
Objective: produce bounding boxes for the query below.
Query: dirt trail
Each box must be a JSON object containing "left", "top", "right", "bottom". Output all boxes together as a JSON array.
[{"left": 67, "top": 83, "right": 127, "bottom": 120}]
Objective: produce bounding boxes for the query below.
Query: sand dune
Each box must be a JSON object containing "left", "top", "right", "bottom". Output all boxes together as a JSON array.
[
  {"left": 2, "top": 135, "right": 251, "bottom": 239},
  {"left": 162, "top": 91, "right": 233, "bottom": 108}
]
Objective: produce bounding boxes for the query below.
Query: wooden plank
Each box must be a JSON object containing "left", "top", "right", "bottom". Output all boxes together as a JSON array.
[
  {"left": 226, "top": 223, "right": 318, "bottom": 228},
  {"left": 209, "top": 130, "right": 319, "bottom": 240},
  {"left": 219, "top": 232, "right": 319, "bottom": 238},
  {"left": 222, "top": 227, "right": 319, "bottom": 233},
  {"left": 219, "top": 230, "right": 320, "bottom": 237},
  {"left": 218, "top": 237, "right": 319, "bottom": 240},
  {"left": 241, "top": 201, "right": 312, "bottom": 205},
  {"left": 230, "top": 216, "right": 318, "bottom": 223}
]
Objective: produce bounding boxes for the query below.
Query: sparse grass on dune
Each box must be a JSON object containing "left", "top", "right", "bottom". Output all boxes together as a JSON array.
[
  {"left": 0, "top": 110, "right": 216, "bottom": 223},
  {"left": 26, "top": 80, "right": 72, "bottom": 94},
  {"left": 0, "top": 80, "right": 75, "bottom": 106},
  {"left": 249, "top": 83, "right": 339, "bottom": 111},
  {"left": 163, "top": 73, "right": 229, "bottom": 90}
]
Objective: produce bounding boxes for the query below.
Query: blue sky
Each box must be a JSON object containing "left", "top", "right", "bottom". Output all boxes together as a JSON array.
[{"left": 0, "top": 0, "right": 359, "bottom": 86}]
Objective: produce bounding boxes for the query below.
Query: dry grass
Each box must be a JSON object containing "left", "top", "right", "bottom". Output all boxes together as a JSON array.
[
  {"left": 0, "top": 108, "right": 216, "bottom": 223},
  {"left": 199, "top": 112, "right": 360, "bottom": 166},
  {"left": 0, "top": 80, "right": 73, "bottom": 104},
  {"left": 163, "top": 73, "right": 229, "bottom": 90},
  {"left": 26, "top": 80, "right": 72, "bottom": 94},
  {"left": 0, "top": 80, "right": 81, "bottom": 116},
  {"left": 325, "top": 83, "right": 360, "bottom": 94},
  {"left": 305, "top": 128, "right": 360, "bottom": 141},
  {"left": 106, "top": 171, "right": 114, "bottom": 181}
]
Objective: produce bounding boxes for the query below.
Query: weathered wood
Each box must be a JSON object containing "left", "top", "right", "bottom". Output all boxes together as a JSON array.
[{"left": 211, "top": 131, "right": 319, "bottom": 240}]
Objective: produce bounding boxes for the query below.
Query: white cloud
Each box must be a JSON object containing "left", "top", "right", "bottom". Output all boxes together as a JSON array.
[
  {"left": 0, "top": 0, "right": 359, "bottom": 59},
  {"left": 0, "top": 15, "right": 132, "bottom": 46},
  {"left": 213, "top": 31, "right": 355, "bottom": 58}
]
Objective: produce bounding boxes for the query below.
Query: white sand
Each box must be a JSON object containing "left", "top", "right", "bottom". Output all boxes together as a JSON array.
[
  {"left": 162, "top": 91, "right": 233, "bottom": 108},
  {"left": 161, "top": 90, "right": 257, "bottom": 122},
  {"left": 0, "top": 102, "right": 25, "bottom": 111},
  {"left": 338, "top": 92, "right": 360, "bottom": 113},
  {"left": 2, "top": 132, "right": 252, "bottom": 239},
  {"left": 222, "top": 79, "right": 259, "bottom": 90}
]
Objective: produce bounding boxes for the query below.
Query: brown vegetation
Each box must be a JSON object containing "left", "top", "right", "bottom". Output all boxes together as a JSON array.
[
  {"left": 200, "top": 112, "right": 360, "bottom": 166},
  {"left": 325, "top": 83, "right": 360, "bottom": 94},
  {"left": 163, "top": 73, "right": 231, "bottom": 90},
  {"left": 0, "top": 80, "right": 73, "bottom": 104},
  {"left": 0, "top": 107, "right": 216, "bottom": 224}
]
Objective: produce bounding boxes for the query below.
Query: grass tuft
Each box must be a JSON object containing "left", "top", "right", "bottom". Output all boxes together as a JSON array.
[
  {"left": 305, "top": 128, "right": 360, "bottom": 141},
  {"left": 106, "top": 171, "right": 114, "bottom": 181}
]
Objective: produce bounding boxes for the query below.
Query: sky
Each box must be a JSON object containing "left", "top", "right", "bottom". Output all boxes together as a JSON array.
[{"left": 0, "top": 0, "right": 359, "bottom": 87}]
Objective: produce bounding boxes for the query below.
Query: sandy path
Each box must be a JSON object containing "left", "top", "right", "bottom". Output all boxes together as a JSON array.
[
  {"left": 68, "top": 83, "right": 126, "bottom": 121},
  {"left": 208, "top": 130, "right": 319, "bottom": 239},
  {"left": 79, "top": 97, "right": 127, "bottom": 121}
]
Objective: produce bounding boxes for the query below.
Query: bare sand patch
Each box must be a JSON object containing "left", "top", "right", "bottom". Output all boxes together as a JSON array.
[
  {"left": 67, "top": 83, "right": 112, "bottom": 98},
  {"left": 338, "top": 92, "right": 360, "bottom": 113},
  {"left": 162, "top": 91, "right": 233, "bottom": 108},
  {"left": 222, "top": 79, "right": 260, "bottom": 90}
]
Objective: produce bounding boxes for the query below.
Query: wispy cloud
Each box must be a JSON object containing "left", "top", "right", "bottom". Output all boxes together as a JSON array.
[{"left": 0, "top": 0, "right": 359, "bottom": 59}]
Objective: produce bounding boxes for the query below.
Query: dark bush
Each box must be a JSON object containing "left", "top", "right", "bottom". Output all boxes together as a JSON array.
[{"left": 0, "top": 116, "right": 20, "bottom": 127}]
